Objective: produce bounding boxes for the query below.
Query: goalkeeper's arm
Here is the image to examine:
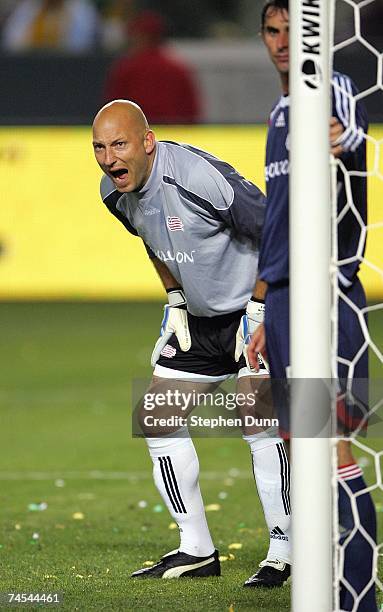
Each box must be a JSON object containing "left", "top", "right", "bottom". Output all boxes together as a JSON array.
[
  {"left": 151, "top": 257, "right": 182, "bottom": 291},
  {"left": 235, "top": 278, "right": 268, "bottom": 372},
  {"left": 249, "top": 278, "right": 268, "bottom": 371},
  {"left": 150, "top": 258, "right": 191, "bottom": 367}
]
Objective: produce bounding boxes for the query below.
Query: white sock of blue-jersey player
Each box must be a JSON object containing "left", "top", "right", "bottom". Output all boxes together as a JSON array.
[
  {"left": 244, "top": 434, "right": 291, "bottom": 563},
  {"left": 146, "top": 429, "right": 215, "bottom": 558}
]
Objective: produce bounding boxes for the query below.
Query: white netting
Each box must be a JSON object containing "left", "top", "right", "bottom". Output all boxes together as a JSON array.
[{"left": 331, "top": 1, "right": 383, "bottom": 610}]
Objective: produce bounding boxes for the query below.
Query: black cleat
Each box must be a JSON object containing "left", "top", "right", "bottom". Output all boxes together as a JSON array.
[
  {"left": 131, "top": 549, "right": 221, "bottom": 579},
  {"left": 244, "top": 559, "right": 291, "bottom": 588}
]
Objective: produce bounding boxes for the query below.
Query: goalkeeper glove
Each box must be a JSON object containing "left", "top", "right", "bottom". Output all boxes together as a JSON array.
[
  {"left": 151, "top": 288, "right": 191, "bottom": 367},
  {"left": 235, "top": 298, "right": 269, "bottom": 371}
]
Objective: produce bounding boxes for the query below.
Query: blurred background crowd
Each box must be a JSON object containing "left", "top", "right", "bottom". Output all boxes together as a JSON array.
[
  {"left": 0, "top": 0, "right": 266, "bottom": 51},
  {"left": 0, "top": 0, "right": 381, "bottom": 124},
  {"left": 0, "top": 0, "right": 382, "bottom": 52}
]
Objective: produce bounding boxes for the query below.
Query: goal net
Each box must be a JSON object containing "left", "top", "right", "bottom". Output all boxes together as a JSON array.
[
  {"left": 289, "top": 1, "right": 382, "bottom": 610},
  {"left": 332, "top": 1, "right": 383, "bottom": 610}
]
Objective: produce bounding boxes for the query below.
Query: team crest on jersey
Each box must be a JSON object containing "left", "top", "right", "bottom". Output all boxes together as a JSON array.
[{"left": 167, "top": 216, "right": 184, "bottom": 231}]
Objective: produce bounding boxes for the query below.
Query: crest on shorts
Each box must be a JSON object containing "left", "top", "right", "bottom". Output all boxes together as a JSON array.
[
  {"left": 167, "top": 216, "right": 184, "bottom": 232},
  {"left": 160, "top": 344, "right": 177, "bottom": 358}
]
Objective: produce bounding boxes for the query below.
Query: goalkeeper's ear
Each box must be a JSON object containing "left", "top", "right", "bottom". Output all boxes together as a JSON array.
[{"left": 144, "top": 129, "right": 156, "bottom": 155}]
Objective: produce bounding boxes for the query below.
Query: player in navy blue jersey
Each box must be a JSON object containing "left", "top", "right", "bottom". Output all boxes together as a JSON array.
[
  {"left": 92, "top": 99, "right": 291, "bottom": 585},
  {"left": 247, "top": 1, "right": 377, "bottom": 608}
]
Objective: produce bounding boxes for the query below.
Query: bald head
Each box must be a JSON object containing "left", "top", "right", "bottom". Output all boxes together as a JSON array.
[
  {"left": 93, "top": 99, "right": 149, "bottom": 134},
  {"left": 92, "top": 99, "right": 156, "bottom": 193}
]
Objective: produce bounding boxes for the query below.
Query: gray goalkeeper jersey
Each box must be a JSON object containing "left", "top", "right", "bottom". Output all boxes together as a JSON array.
[{"left": 100, "top": 140, "right": 265, "bottom": 317}]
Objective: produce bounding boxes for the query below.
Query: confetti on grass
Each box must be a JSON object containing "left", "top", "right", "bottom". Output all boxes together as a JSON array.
[
  {"left": 168, "top": 522, "right": 178, "bottom": 530},
  {"left": 72, "top": 512, "right": 84, "bottom": 520},
  {"left": 153, "top": 504, "right": 163, "bottom": 513},
  {"left": 143, "top": 561, "right": 154, "bottom": 567},
  {"left": 228, "top": 543, "right": 242, "bottom": 550},
  {"left": 358, "top": 456, "right": 370, "bottom": 468},
  {"left": 28, "top": 502, "right": 48, "bottom": 512},
  {"left": 205, "top": 504, "right": 221, "bottom": 512},
  {"left": 219, "top": 553, "right": 235, "bottom": 562}
]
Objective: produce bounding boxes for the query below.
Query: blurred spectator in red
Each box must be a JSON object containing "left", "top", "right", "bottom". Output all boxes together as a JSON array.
[
  {"left": 103, "top": 10, "right": 202, "bottom": 123},
  {"left": 1, "top": 0, "right": 100, "bottom": 53}
]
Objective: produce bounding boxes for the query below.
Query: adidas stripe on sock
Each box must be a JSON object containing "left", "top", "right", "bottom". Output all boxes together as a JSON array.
[
  {"left": 244, "top": 434, "right": 291, "bottom": 564},
  {"left": 146, "top": 433, "right": 215, "bottom": 558}
]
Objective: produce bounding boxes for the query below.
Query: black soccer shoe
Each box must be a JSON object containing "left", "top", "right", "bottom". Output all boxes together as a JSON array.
[
  {"left": 131, "top": 549, "right": 221, "bottom": 579},
  {"left": 244, "top": 559, "right": 291, "bottom": 588}
]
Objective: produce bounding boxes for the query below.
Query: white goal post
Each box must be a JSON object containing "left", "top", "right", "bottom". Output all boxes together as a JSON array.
[{"left": 289, "top": 1, "right": 333, "bottom": 610}]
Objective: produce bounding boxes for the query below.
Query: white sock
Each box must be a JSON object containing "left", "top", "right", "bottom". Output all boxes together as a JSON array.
[
  {"left": 146, "top": 429, "right": 215, "bottom": 557},
  {"left": 243, "top": 433, "right": 291, "bottom": 564}
]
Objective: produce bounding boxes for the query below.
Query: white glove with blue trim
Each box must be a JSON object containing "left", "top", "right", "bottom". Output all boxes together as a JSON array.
[
  {"left": 235, "top": 299, "right": 269, "bottom": 372},
  {"left": 151, "top": 288, "right": 192, "bottom": 367}
]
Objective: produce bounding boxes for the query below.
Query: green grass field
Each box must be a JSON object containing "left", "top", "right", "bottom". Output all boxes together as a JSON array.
[{"left": 1, "top": 302, "right": 382, "bottom": 611}]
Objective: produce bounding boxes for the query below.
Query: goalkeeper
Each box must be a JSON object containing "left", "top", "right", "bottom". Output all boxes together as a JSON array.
[
  {"left": 248, "top": 1, "right": 377, "bottom": 610},
  {"left": 92, "top": 99, "right": 291, "bottom": 586}
]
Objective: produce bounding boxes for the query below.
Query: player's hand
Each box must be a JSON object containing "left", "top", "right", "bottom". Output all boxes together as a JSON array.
[
  {"left": 330, "top": 116, "right": 345, "bottom": 158},
  {"left": 150, "top": 289, "right": 191, "bottom": 367},
  {"left": 235, "top": 299, "right": 269, "bottom": 372},
  {"left": 247, "top": 322, "right": 268, "bottom": 371}
]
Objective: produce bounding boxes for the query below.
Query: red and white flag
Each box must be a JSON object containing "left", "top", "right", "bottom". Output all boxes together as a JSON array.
[
  {"left": 160, "top": 345, "right": 177, "bottom": 358},
  {"left": 167, "top": 216, "right": 184, "bottom": 231}
]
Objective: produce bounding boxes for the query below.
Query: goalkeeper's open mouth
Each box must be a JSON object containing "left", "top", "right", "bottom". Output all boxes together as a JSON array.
[{"left": 109, "top": 167, "right": 129, "bottom": 187}]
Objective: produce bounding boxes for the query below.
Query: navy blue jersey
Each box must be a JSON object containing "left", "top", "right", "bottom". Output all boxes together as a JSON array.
[{"left": 259, "top": 72, "right": 368, "bottom": 287}]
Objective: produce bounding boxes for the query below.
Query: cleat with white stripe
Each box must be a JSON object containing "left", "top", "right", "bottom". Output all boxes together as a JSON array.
[
  {"left": 131, "top": 549, "right": 221, "bottom": 579},
  {"left": 244, "top": 558, "right": 290, "bottom": 588}
]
